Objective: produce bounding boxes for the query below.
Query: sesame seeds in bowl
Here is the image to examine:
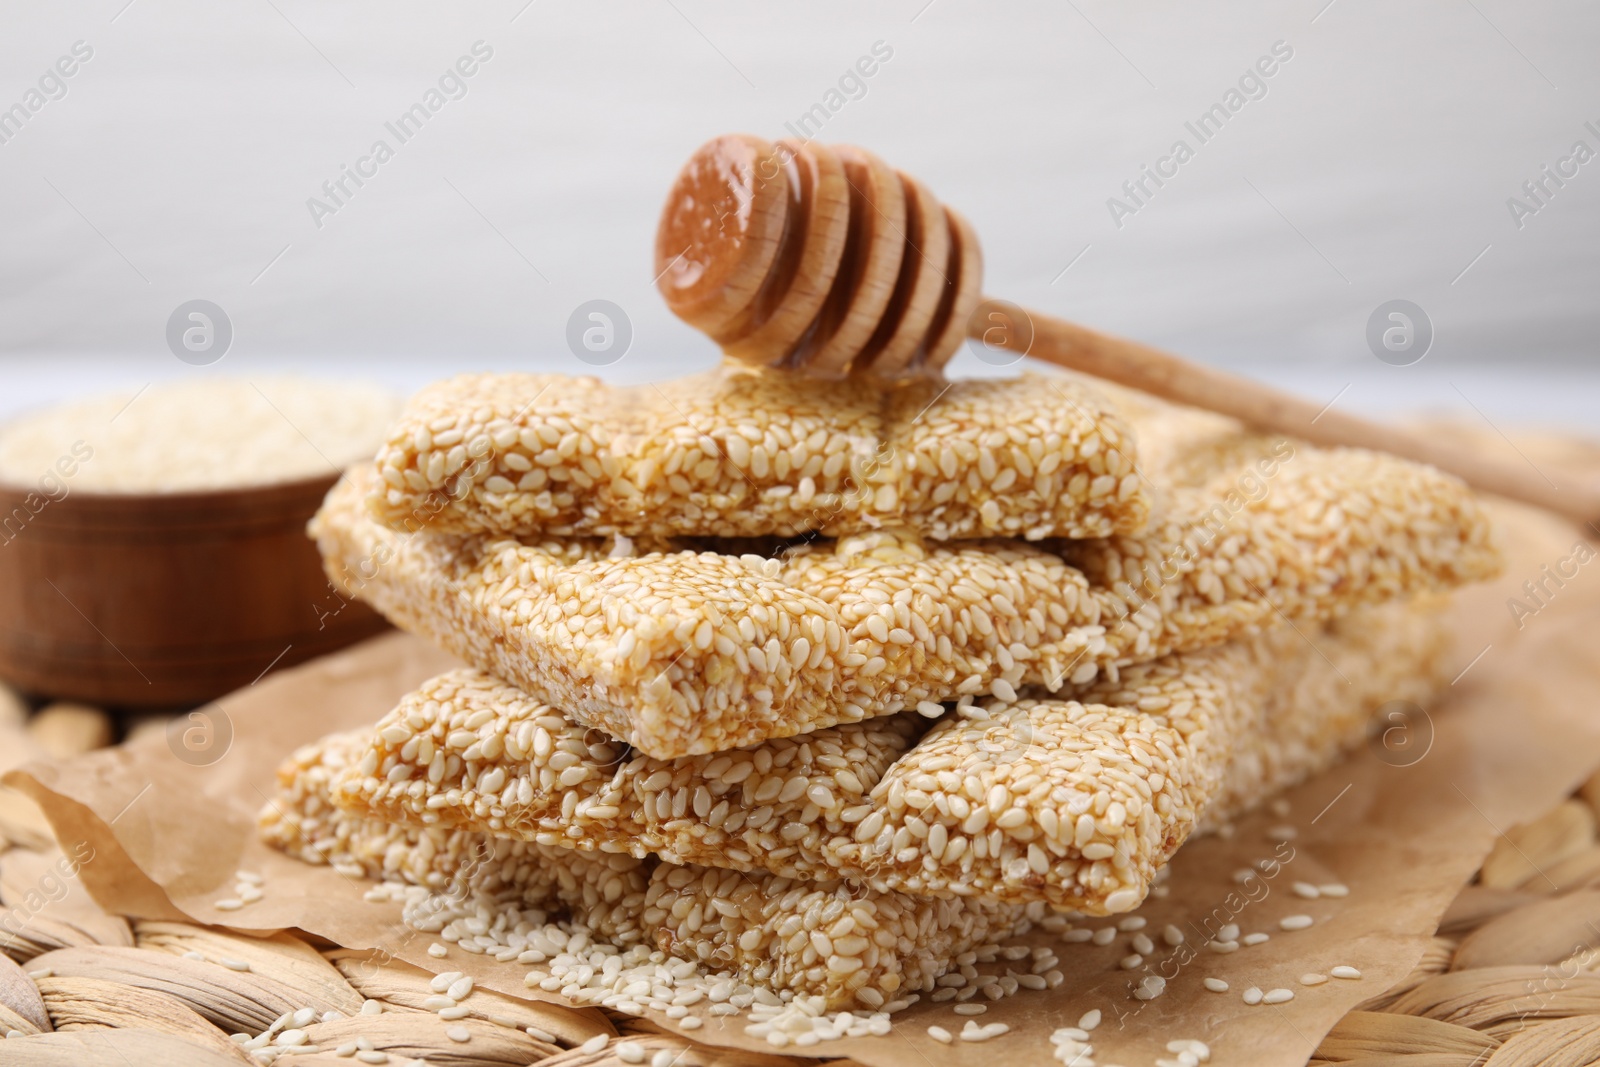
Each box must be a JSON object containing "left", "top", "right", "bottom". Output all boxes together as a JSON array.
[{"left": 0, "top": 376, "right": 401, "bottom": 706}]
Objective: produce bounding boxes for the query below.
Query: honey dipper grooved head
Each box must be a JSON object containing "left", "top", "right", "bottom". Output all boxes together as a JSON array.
[{"left": 655, "top": 134, "right": 984, "bottom": 379}]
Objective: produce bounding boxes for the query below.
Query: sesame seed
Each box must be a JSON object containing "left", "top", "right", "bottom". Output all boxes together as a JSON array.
[
  {"left": 1263, "top": 988, "right": 1295, "bottom": 1004},
  {"left": 1330, "top": 965, "right": 1362, "bottom": 980},
  {"left": 1078, "top": 1009, "right": 1101, "bottom": 1031},
  {"left": 1301, "top": 973, "right": 1328, "bottom": 986},
  {"left": 1242, "top": 933, "right": 1271, "bottom": 946},
  {"left": 446, "top": 1027, "right": 470, "bottom": 1043},
  {"left": 1243, "top": 987, "right": 1263, "bottom": 1005},
  {"left": 928, "top": 1025, "right": 953, "bottom": 1044},
  {"left": 1203, "top": 978, "right": 1229, "bottom": 993},
  {"left": 1133, "top": 975, "right": 1166, "bottom": 1000},
  {"left": 954, "top": 1003, "right": 988, "bottom": 1016},
  {"left": 1280, "top": 915, "right": 1315, "bottom": 931},
  {"left": 1291, "top": 882, "right": 1320, "bottom": 899},
  {"left": 1320, "top": 883, "right": 1351, "bottom": 897}
]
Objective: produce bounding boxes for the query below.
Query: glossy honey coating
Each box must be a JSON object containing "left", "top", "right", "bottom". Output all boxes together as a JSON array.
[{"left": 367, "top": 366, "right": 1146, "bottom": 542}]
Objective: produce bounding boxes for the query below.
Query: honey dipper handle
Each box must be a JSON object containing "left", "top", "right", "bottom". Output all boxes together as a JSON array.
[{"left": 976, "top": 301, "right": 1600, "bottom": 526}]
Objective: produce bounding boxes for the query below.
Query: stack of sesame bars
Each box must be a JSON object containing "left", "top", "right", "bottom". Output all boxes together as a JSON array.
[{"left": 261, "top": 364, "right": 1501, "bottom": 1024}]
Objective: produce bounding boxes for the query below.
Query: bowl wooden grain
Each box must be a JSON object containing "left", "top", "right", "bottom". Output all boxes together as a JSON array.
[{"left": 0, "top": 472, "right": 386, "bottom": 707}]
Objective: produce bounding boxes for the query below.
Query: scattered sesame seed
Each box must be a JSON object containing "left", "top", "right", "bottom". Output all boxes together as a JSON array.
[
  {"left": 1092, "top": 928, "right": 1117, "bottom": 946},
  {"left": 1266, "top": 825, "right": 1297, "bottom": 840},
  {"left": 1203, "top": 977, "right": 1229, "bottom": 993},
  {"left": 1280, "top": 915, "right": 1315, "bottom": 931},
  {"left": 1301, "top": 973, "right": 1328, "bottom": 986},
  {"left": 1330, "top": 965, "right": 1362, "bottom": 980},
  {"left": 1319, "top": 883, "right": 1351, "bottom": 898},
  {"left": 1134, "top": 975, "right": 1167, "bottom": 1001},
  {"left": 954, "top": 1003, "right": 988, "bottom": 1016},
  {"left": 446, "top": 1027, "right": 470, "bottom": 1044},
  {"left": 578, "top": 1035, "right": 608, "bottom": 1054},
  {"left": 1162, "top": 924, "right": 1185, "bottom": 947},
  {"left": 1291, "top": 882, "right": 1320, "bottom": 899},
  {"left": 927, "top": 1025, "right": 953, "bottom": 1044},
  {"left": 1263, "top": 988, "right": 1295, "bottom": 1004},
  {"left": 1078, "top": 1009, "right": 1101, "bottom": 1031},
  {"left": 220, "top": 958, "right": 250, "bottom": 972},
  {"left": 428, "top": 943, "right": 448, "bottom": 958},
  {"left": 1243, "top": 987, "right": 1264, "bottom": 1005},
  {"left": 1242, "top": 933, "right": 1271, "bottom": 946},
  {"left": 1218, "top": 924, "right": 1240, "bottom": 943}
]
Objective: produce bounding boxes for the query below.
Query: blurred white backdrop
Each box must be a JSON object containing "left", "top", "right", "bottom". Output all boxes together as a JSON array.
[{"left": 1, "top": 1, "right": 1596, "bottom": 426}]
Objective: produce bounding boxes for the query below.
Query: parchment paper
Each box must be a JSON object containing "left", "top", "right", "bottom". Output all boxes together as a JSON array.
[{"left": 9, "top": 491, "right": 1600, "bottom": 1067}]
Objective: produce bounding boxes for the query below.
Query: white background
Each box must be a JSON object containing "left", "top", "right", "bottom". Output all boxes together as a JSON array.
[{"left": 1, "top": 1, "right": 1596, "bottom": 428}]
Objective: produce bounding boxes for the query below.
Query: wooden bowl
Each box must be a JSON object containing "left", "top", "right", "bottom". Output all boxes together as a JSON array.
[{"left": 0, "top": 473, "right": 386, "bottom": 708}]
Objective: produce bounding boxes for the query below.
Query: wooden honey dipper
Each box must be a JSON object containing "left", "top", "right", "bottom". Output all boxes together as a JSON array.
[{"left": 655, "top": 133, "right": 1600, "bottom": 525}]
